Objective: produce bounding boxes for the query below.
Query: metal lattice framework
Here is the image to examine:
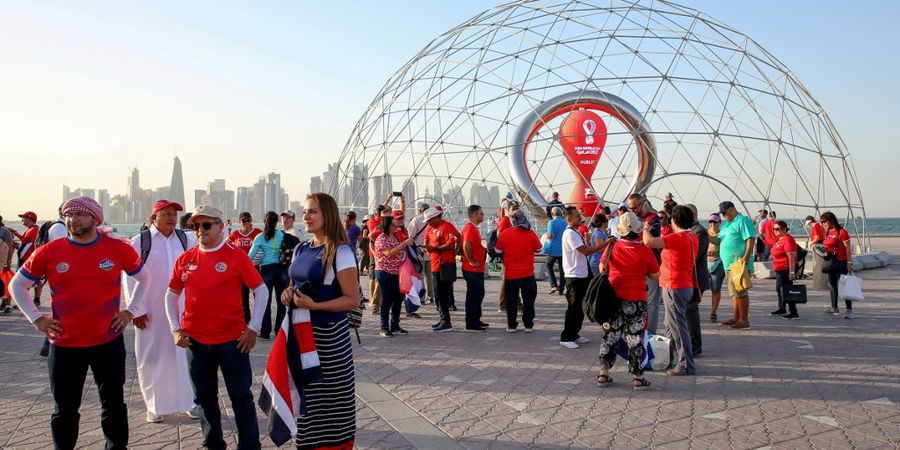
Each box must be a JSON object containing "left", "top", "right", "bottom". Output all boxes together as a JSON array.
[{"left": 333, "top": 0, "right": 868, "bottom": 248}]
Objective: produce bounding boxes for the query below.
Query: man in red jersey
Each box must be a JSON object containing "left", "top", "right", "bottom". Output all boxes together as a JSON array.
[
  {"left": 461, "top": 205, "right": 488, "bottom": 331},
  {"left": 166, "top": 205, "right": 268, "bottom": 450},
  {"left": 424, "top": 205, "right": 459, "bottom": 332},
  {"left": 494, "top": 209, "right": 542, "bottom": 333},
  {"left": 10, "top": 196, "right": 146, "bottom": 450},
  {"left": 228, "top": 211, "right": 261, "bottom": 322},
  {"left": 495, "top": 199, "right": 519, "bottom": 312}
]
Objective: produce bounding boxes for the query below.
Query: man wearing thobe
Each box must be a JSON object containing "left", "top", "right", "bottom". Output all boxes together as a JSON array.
[{"left": 125, "top": 199, "right": 198, "bottom": 423}]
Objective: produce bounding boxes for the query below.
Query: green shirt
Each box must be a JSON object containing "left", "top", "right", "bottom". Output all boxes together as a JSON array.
[{"left": 719, "top": 213, "right": 755, "bottom": 270}]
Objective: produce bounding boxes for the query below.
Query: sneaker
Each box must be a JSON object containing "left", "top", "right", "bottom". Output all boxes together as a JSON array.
[
  {"left": 559, "top": 341, "right": 580, "bottom": 349},
  {"left": 2, "top": 306, "right": 11, "bottom": 315},
  {"left": 549, "top": 286, "right": 558, "bottom": 294},
  {"left": 39, "top": 346, "right": 49, "bottom": 357},
  {"left": 666, "top": 368, "right": 689, "bottom": 377},
  {"left": 406, "top": 312, "right": 421, "bottom": 318},
  {"left": 479, "top": 322, "right": 490, "bottom": 328},
  {"left": 379, "top": 329, "right": 394, "bottom": 337},
  {"left": 524, "top": 327, "right": 534, "bottom": 333},
  {"left": 431, "top": 321, "right": 443, "bottom": 329},
  {"left": 464, "top": 326, "right": 487, "bottom": 333},
  {"left": 844, "top": 310, "right": 854, "bottom": 319},
  {"left": 575, "top": 336, "right": 590, "bottom": 344},
  {"left": 433, "top": 323, "right": 453, "bottom": 333},
  {"left": 186, "top": 406, "right": 200, "bottom": 419},
  {"left": 146, "top": 411, "right": 164, "bottom": 423},
  {"left": 770, "top": 309, "right": 787, "bottom": 316},
  {"left": 390, "top": 327, "right": 409, "bottom": 335},
  {"left": 823, "top": 307, "right": 840, "bottom": 315},
  {"left": 506, "top": 328, "right": 517, "bottom": 333},
  {"left": 449, "top": 304, "right": 458, "bottom": 312},
  {"left": 782, "top": 313, "right": 800, "bottom": 320}
]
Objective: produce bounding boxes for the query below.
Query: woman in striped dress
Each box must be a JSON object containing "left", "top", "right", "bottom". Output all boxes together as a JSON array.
[{"left": 281, "top": 193, "right": 358, "bottom": 449}]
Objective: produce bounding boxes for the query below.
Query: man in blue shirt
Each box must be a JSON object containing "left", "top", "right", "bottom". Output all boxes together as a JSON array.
[
  {"left": 718, "top": 201, "right": 755, "bottom": 329},
  {"left": 545, "top": 207, "right": 567, "bottom": 295}
]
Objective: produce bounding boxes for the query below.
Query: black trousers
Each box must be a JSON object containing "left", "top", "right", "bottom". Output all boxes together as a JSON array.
[
  {"left": 435, "top": 272, "right": 454, "bottom": 326},
  {"left": 49, "top": 335, "right": 128, "bottom": 450},
  {"left": 505, "top": 276, "right": 537, "bottom": 329},
  {"left": 686, "top": 297, "right": 703, "bottom": 354},
  {"left": 775, "top": 270, "right": 798, "bottom": 314},
  {"left": 462, "top": 270, "right": 485, "bottom": 328},
  {"left": 560, "top": 277, "right": 589, "bottom": 342}
]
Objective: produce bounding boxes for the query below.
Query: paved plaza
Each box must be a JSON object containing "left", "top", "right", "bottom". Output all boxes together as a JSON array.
[{"left": 1, "top": 238, "right": 898, "bottom": 449}]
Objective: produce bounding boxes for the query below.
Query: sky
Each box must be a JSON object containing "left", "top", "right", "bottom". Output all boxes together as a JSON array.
[{"left": 1, "top": 0, "right": 898, "bottom": 219}]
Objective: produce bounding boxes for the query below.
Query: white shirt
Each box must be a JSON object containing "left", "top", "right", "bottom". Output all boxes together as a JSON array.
[
  {"left": 48, "top": 221, "right": 67, "bottom": 242},
  {"left": 562, "top": 227, "right": 589, "bottom": 278},
  {"left": 408, "top": 214, "right": 428, "bottom": 246}
]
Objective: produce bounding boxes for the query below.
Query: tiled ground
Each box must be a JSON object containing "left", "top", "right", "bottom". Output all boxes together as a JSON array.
[{"left": 1, "top": 238, "right": 898, "bottom": 449}]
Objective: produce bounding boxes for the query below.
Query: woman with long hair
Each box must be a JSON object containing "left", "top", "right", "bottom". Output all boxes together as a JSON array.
[
  {"left": 280, "top": 193, "right": 358, "bottom": 448},
  {"left": 769, "top": 220, "right": 800, "bottom": 319},
  {"left": 820, "top": 211, "right": 853, "bottom": 318},
  {"left": 374, "top": 214, "right": 414, "bottom": 336},
  {"left": 248, "top": 211, "right": 287, "bottom": 340}
]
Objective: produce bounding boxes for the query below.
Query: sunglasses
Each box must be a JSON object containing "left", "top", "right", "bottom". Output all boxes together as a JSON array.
[
  {"left": 191, "top": 221, "right": 219, "bottom": 231},
  {"left": 773, "top": 227, "right": 783, "bottom": 231}
]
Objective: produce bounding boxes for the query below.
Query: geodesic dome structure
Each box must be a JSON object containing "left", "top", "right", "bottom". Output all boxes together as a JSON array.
[{"left": 334, "top": 0, "right": 869, "bottom": 247}]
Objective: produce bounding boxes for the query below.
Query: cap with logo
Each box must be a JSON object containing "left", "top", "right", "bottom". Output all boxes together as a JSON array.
[
  {"left": 152, "top": 199, "right": 184, "bottom": 215},
  {"left": 18, "top": 211, "right": 37, "bottom": 222},
  {"left": 189, "top": 205, "right": 224, "bottom": 224},
  {"left": 280, "top": 210, "right": 295, "bottom": 218}
]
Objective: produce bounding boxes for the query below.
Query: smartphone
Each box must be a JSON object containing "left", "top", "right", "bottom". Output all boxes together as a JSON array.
[{"left": 392, "top": 191, "right": 402, "bottom": 197}]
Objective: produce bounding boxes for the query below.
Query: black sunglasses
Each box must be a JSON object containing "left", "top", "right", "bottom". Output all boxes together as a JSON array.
[{"left": 191, "top": 221, "right": 218, "bottom": 231}]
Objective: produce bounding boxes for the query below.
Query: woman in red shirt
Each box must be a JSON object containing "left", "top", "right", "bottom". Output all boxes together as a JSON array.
[
  {"left": 374, "top": 216, "right": 414, "bottom": 337},
  {"left": 769, "top": 221, "right": 799, "bottom": 319},
  {"left": 820, "top": 212, "right": 853, "bottom": 318},
  {"left": 597, "top": 212, "right": 659, "bottom": 391}
]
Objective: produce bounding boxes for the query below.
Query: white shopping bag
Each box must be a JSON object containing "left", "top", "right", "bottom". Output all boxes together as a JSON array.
[
  {"left": 838, "top": 274, "right": 864, "bottom": 301},
  {"left": 648, "top": 334, "right": 671, "bottom": 371}
]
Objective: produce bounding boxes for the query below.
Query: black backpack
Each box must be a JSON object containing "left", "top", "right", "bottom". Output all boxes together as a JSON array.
[
  {"left": 583, "top": 240, "right": 620, "bottom": 324},
  {"left": 36, "top": 220, "right": 63, "bottom": 247},
  {"left": 140, "top": 228, "right": 189, "bottom": 262},
  {"left": 279, "top": 232, "right": 301, "bottom": 267},
  {"left": 487, "top": 228, "right": 501, "bottom": 260}
]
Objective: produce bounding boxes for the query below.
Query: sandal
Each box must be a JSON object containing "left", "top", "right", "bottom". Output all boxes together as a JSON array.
[
  {"left": 596, "top": 374, "right": 613, "bottom": 387},
  {"left": 632, "top": 378, "right": 651, "bottom": 391}
]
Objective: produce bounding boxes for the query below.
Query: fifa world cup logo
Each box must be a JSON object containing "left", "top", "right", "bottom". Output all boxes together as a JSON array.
[{"left": 558, "top": 108, "right": 607, "bottom": 216}]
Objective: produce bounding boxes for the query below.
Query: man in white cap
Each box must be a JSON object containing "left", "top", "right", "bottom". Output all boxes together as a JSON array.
[
  {"left": 281, "top": 209, "right": 301, "bottom": 238},
  {"left": 125, "top": 199, "right": 198, "bottom": 423},
  {"left": 165, "top": 205, "right": 268, "bottom": 450},
  {"left": 10, "top": 196, "right": 146, "bottom": 450},
  {"left": 424, "top": 205, "right": 459, "bottom": 332}
]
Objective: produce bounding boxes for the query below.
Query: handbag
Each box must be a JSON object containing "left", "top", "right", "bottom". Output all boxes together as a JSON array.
[
  {"left": 729, "top": 259, "right": 753, "bottom": 292},
  {"left": 820, "top": 252, "right": 837, "bottom": 273},
  {"left": 782, "top": 283, "right": 808, "bottom": 304},
  {"left": 583, "top": 241, "right": 620, "bottom": 324},
  {"left": 838, "top": 273, "right": 864, "bottom": 301},
  {"left": 439, "top": 262, "right": 457, "bottom": 283}
]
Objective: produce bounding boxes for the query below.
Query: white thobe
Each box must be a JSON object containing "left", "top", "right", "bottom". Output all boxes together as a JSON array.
[{"left": 125, "top": 226, "right": 196, "bottom": 416}]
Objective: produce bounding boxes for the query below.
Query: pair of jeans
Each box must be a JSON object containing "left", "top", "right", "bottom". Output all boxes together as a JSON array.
[
  {"left": 186, "top": 340, "right": 260, "bottom": 450},
  {"left": 375, "top": 270, "right": 402, "bottom": 330},
  {"left": 663, "top": 288, "right": 695, "bottom": 374},
  {"left": 560, "top": 277, "right": 589, "bottom": 342},
  {"left": 686, "top": 298, "right": 702, "bottom": 354},
  {"left": 258, "top": 263, "right": 289, "bottom": 339},
  {"left": 462, "top": 270, "right": 485, "bottom": 328},
  {"left": 505, "top": 276, "right": 537, "bottom": 329},
  {"left": 435, "top": 272, "right": 454, "bottom": 326},
  {"left": 545, "top": 255, "right": 565, "bottom": 289},
  {"left": 49, "top": 335, "right": 127, "bottom": 450},
  {"left": 775, "top": 270, "right": 798, "bottom": 314},
  {"left": 646, "top": 276, "right": 663, "bottom": 334},
  {"left": 827, "top": 260, "right": 850, "bottom": 310}
]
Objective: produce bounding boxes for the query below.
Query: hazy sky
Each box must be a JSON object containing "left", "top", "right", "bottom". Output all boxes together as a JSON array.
[{"left": 2, "top": 1, "right": 898, "bottom": 219}]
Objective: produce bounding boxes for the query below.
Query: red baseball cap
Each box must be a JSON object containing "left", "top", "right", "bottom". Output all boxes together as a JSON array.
[
  {"left": 151, "top": 199, "right": 184, "bottom": 215},
  {"left": 391, "top": 210, "right": 405, "bottom": 220},
  {"left": 18, "top": 211, "right": 37, "bottom": 221}
]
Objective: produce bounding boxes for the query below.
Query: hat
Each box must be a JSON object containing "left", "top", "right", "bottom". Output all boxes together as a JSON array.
[
  {"left": 362, "top": 214, "right": 374, "bottom": 221},
  {"left": 280, "top": 210, "right": 295, "bottom": 218},
  {"left": 707, "top": 213, "right": 721, "bottom": 223},
  {"left": 510, "top": 210, "right": 531, "bottom": 230},
  {"left": 391, "top": 210, "right": 405, "bottom": 220},
  {"left": 188, "top": 205, "right": 224, "bottom": 224},
  {"left": 424, "top": 206, "right": 443, "bottom": 221},
  {"left": 617, "top": 202, "right": 628, "bottom": 211},
  {"left": 151, "top": 199, "right": 184, "bottom": 215},
  {"left": 18, "top": 211, "right": 37, "bottom": 222},
  {"left": 61, "top": 197, "right": 103, "bottom": 225},
  {"left": 616, "top": 211, "right": 643, "bottom": 236},
  {"left": 718, "top": 201, "right": 736, "bottom": 214}
]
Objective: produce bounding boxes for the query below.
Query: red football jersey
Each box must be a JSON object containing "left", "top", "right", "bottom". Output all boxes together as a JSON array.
[
  {"left": 229, "top": 228, "right": 261, "bottom": 254},
  {"left": 21, "top": 234, "right": 142, "bottom": 347}
]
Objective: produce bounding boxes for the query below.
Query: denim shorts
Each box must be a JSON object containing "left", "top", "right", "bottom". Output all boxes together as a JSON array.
[{"left": 708, "top": 259, "right": 725, "bottom": 292}]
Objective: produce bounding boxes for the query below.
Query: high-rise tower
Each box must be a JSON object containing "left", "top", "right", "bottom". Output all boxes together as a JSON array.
[{"left": 169, "top": 156, "right": 186, "bottom": 207}]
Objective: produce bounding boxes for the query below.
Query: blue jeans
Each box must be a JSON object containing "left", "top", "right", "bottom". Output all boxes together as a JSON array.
[
  {"left": 375, "top": 270, "right": 402, "bottom": 330},
  {"left": 462, "top": 270, "right": 485, "bottom": 328},
  {"left": 259, "top": 263, "right": 289, "bottom": 339},
  {"left": 186, "top": 340, "right": 260, "bottom": 450},
  {"left": 545, "top": 255, "right": 565, "bottom": 289}
]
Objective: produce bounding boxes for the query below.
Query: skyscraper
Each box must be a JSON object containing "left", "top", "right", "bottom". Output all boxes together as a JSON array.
[{"left": 169, "top": 156, "right": 185, "bottom": 207}]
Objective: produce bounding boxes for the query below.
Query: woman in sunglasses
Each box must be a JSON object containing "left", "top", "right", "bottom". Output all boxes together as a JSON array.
[
  {"left": 820, "top": 212, "right": 853, "bottom": 318},
  {"left": 769, "top": 221, "right": 800, "bottom": 319}
]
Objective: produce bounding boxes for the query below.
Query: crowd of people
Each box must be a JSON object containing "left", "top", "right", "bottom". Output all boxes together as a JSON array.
[{"left": 0, "top": 189, "right": 857, "bottom": 449}]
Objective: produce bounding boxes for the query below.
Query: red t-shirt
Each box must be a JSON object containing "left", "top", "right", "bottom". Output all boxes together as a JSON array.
[
  {"left": 21, "top": 234, "right": 142, "bottom": 347},
  {"left": 228, "top": 228, "right": 261, "bottom": 254},
  {"left": 661, "top": 226, "right": 673, "bottom": 236},
  {"left": 19, "top": 225, "right": 38, "bottom": 261},
  {"left": 461, "top": 222, "right": 486, "bottom": 273},
  {"left": 497, "top": 216, "right": 511, "bottom": 235},
  {"left": 426, "top": 220, "right": 460, "bottom": 272},
  {"left": 659, "top": 232, "right": 699, "bottom": 289},
  {"left": 761, "top": 220, "right": 777, "bottom": 247},
  {"left": 771, "top": 235, "right": 798, "bottom": 271},
  {"left": 809, "top": 223, "right": 825, "bottom": 244},
  {"left": 823, "top": 228, "right": 851, "bottom": 261},
  {"left": 495, "top": 227, "right": 541, "bottom": 279},
  {"left": 168, "top": 242, "right": 264, "bottom": 345},
  {"left": 367, "top": 216, "right": 382, "bottom": 257},
  {"left": 604, "top": 239, "right": 660, "bottom": 301}
]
